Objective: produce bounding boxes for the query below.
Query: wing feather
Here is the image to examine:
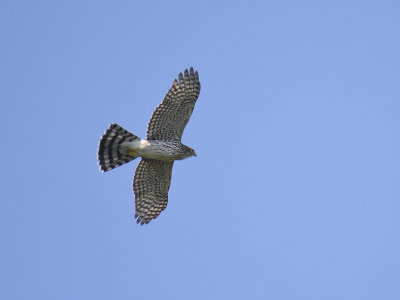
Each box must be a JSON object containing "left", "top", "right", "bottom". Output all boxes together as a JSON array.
[
  {"left": 133, "top": 159, "right": 174, "bottom": 225},
  {"left": 146, "top": 67, "right": 200, "bottom": 141}
]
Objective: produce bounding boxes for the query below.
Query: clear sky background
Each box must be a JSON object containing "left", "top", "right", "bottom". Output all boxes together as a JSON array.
[{"left": 1, "top": 1, "right": 400, "bottom": 299}]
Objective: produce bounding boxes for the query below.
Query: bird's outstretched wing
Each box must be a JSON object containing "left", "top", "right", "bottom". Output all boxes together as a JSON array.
[
  {"left": 133, "top": 159, "right": 174, "bottom": 225},
  {"left": 146, "top": 67, "right": 200, "bottom": 141}
]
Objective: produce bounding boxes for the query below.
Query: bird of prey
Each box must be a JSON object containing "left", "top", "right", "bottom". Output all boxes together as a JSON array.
[{"left": 98, "top": 67, "right": 200, "bottom": 225}]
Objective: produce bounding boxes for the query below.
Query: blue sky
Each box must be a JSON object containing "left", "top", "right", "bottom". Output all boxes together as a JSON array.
[{"left": 1, "top": 1, "right": 400, "bottom": 299}]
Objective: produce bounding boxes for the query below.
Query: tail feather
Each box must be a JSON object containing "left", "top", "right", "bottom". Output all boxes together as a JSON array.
[{"left": 98, "top": 123, "right": 141, "bottom": 172}]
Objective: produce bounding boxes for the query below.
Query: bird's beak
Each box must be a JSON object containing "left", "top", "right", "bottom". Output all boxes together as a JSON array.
[{"left": 194, "top": 152, "right": 197, "bottom": 157}]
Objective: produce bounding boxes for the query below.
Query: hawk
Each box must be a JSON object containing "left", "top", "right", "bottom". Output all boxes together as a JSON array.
[{"left": 98, "top": 67, "right": 201, "bottom": 225}]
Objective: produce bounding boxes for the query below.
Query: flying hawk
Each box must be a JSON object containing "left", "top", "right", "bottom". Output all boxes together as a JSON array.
[{"left": 98, "top": 68, "right": 200, "bottom": 225}]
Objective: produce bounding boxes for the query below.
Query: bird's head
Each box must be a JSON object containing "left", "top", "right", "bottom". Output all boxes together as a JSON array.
[{"left": 183, "top": 146, "right": 197, "bottom": 159}]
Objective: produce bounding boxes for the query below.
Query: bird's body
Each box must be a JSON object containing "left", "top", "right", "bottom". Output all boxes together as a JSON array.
[
  {"left": 121, "top": 139, "right": 196, "bottom": 161},
  {"left": 98, "top": 67, "right": 200, "bottom": 225}
]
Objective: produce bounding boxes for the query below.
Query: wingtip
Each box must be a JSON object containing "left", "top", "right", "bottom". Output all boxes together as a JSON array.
[
  {"left": 135, "top": 214, "right": 150, "bottom": 226},
  {"left": 178, "top": 67, "right": 198, "bottom": 80},
  {"left": 188, "top": 66, "right": 197, "bottom": 74}
]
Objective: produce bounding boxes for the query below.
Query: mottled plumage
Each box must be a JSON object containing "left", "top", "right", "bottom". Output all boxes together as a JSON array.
[{"left": 98, "top": 67, "right": 200, "bottom": 224}]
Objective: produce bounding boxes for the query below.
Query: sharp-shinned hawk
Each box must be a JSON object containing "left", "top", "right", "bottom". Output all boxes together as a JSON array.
[{"left": 98, "top": 67, "right": 200, "bottom": 225}]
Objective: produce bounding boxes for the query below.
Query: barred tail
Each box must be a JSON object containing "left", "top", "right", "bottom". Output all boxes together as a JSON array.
[{"left": 98, "top": 123, "right": 141, "bottom": 172}]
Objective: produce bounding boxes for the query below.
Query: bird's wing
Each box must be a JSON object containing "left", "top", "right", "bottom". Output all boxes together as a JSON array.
[
  {"left": 133, "top": 159, "right": 174, "bottom": 225},
  {"left": 146, "top": 67, "right": 200, "bottom": 141}
]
